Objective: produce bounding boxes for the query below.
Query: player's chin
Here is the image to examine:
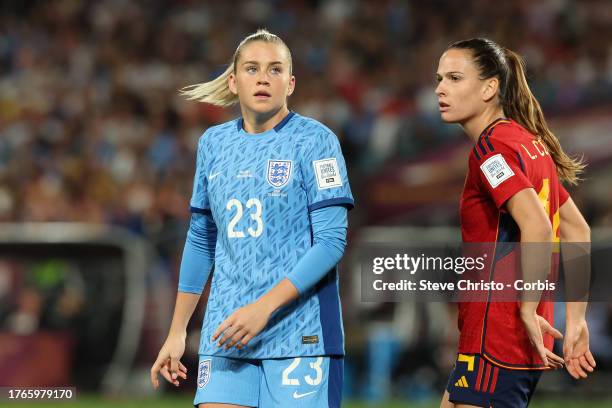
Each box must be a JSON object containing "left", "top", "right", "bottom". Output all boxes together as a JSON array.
[
  {"left": 439, "top": 111, "right": 460, "bottom": 123},
  {"left": 250, "top": 101, "right": 282, "bottom": 115}
]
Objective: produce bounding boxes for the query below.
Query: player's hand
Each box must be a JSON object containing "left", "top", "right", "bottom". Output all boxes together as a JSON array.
[
  {"left": 564, "top": 318, "right": 596, "bottom": 379},
  {"left": 520, "top": 309, "right": 564, "bottom": 369},
  {"left": 150, "top": 333, "right": 188, "bottom": 389},
  {"left": 212, "top": 301, "right": 272, "bottom": 350}
]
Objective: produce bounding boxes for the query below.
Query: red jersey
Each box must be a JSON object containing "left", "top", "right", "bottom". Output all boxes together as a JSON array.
[{"left": 459, "top": 118, "right": 569, "bottom": 369}]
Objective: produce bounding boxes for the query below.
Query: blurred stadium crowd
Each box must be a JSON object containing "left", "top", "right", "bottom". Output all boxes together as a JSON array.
[
  {"left": 1, "top": 0, "right": 612, "bottom": 400},
  {"left": 2, "top": 0, "right": 612, "bottom": 227}
]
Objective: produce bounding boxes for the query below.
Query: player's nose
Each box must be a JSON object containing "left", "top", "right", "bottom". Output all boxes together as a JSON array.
[
  {"left": 435, "top": 81, "right": 446, "bottom": 97},
  {"left": 256, "top": 70, "right": 270, "bottom": 85}
]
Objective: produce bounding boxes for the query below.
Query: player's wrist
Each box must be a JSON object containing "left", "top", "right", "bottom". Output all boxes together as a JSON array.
[
  {"left": 566, "top": 315, "right": 586, "bottom": 326},
  {"left": 519, "top": 302, "right": 538, "bottom": 318},
  {"left": 255, "top": 296, "right": 277, "bottom": 316},
  {"left": 168, "top": 327, "right": 188, "bottom": 340}
]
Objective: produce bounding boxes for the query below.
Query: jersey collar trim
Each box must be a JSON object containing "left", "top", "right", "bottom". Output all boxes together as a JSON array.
[
  {"left": 479, "top": 117, "right": 511, "bottom": 139},
  {"left": 236, "top": 111, "right": 296, "bottom": 133}
]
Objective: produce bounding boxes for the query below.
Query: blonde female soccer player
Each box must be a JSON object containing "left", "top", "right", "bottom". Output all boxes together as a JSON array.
[
  {"left": 435, "top": 38, "right": 595, "bottom": 408},
  {"left": 150, "top": 30, "right": 353, "bottom": 408}
]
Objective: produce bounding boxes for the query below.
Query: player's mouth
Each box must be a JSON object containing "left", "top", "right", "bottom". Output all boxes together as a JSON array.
[
  {"left": 254, "top": 90, "right": 271, "bottom": 100},
  {"left": 439, "top": 101, "right": 450, "bottom": 112}
]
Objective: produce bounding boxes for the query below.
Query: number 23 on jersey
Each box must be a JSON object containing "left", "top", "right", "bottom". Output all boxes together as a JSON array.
[{"left": 226, "top": 198, "right": 264, "bottom": 238}]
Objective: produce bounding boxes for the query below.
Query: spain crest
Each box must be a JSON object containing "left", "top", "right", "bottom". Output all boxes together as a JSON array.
[
  {"left": 197, "top": 359, "right": 211, "bottom": 388},
  {"left": 267, "top": 160, "right": 292, "bottom": 188}
]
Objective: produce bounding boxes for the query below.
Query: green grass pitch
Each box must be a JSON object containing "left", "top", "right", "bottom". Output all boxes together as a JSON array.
[{"left": 8, "top": 395, "right": 612, "bottom": 407}]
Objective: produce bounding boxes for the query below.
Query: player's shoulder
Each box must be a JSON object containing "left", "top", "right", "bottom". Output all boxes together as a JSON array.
[
  {"left": 201, "top": 119, "right": 239, "bottom": 139},
  {"left": 197, "top": 119, "right": 241, "bottom": 148},
  {"left": 487, "top": 119, "right": 532, "bottom": 145},
  {"left": 470, "top": 119, "right": 530, "bottom": 163},
  {"left": 290, "top": 112, "right": 339, "bottom": 143}
]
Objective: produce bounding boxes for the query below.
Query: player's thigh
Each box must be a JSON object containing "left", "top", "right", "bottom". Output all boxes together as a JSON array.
[
  {"left": 445, "top": 354, "right": 495, "bottom": 408},
  {"left": 260, "top": 356, "right": 343, "bottom": 408},
  {"left": 194, "top": 355, "right": 259, "bottom": 407},
  {"left": 440, "top": 390, "right": 453, "bottom": 408},
  {"left": 490, "top": 367, "right": 541, "bottom": 408}
]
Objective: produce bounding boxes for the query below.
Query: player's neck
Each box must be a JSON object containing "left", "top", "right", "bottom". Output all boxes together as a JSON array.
[
  {"left": 462, "top": 108, "right": 505, "bottom": 142},
  {"left": 241, "top": 106, "right": 290, "bottom": 134}
]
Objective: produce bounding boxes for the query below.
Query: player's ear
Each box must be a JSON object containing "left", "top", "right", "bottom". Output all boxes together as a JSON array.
[
  {"left": 228, "top": 72, "right": 238, "bottom": 95},
  {"left": 482, "top": 77, "right": 499, "bottom": 103},
  {"left": 286, "top": 75, "right": 295, "bottom": 97}
]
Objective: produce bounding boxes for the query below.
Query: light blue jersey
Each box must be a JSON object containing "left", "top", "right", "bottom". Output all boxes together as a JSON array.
[{"left": 190, "top": 112, "right": 354, "bottom": 358}]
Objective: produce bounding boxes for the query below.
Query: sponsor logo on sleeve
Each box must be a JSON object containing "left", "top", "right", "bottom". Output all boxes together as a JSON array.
[
  {"left": 480, "top": 154, "right": 514, "bottom": 188},
  {"left": 313, "top": 158, "right": 342, "bottom": 189}
]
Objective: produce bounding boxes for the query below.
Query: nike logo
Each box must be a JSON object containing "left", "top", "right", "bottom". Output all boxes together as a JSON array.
[
  {"left": 208, "top": 171, "right": 221, "bottom": 180},
  {"left": 292, "top": 390, "right": 316, "bottom": 399}
]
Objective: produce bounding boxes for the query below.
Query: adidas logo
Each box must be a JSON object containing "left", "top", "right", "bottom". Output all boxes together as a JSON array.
[{"left": 454, "top": 375, "right": 469, "bottom": 388}]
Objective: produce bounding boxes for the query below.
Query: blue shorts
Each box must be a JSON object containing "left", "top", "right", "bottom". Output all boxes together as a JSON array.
[
  {"left": 194, "top": 355, "right": 343, "bottom": 407},
  {"left": 446, "top": 354, "right": 542, "bottom": 408}
]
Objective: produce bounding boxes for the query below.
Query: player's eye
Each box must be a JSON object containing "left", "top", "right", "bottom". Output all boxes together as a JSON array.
[
  {"left": 270, "top": 66, "right": 282, "bottom": 74},
  {"left": 435, "top": 74, "right": 442, "bottom": 83},
  {"left": 246, "top": 66, "right": 257, "bottom": 74},
  {"left": 450, "top": 74, "right": 461, "bottom": 81}
]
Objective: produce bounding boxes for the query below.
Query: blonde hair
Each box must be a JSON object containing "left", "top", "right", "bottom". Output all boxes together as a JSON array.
[{"left": 180, "top": 29, "right": 292, "bottom": 107}]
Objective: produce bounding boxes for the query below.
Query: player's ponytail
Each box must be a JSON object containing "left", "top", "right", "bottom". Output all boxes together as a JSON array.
[
  {"left": 180, "top": 29, "right": 292, "bottom": 107},
  {"left": 449, "top": 38, "right": 585, "bottom": 185},
  {"left": 181, "top": 63, "right": 238, "bottom": 107},
  {"left": 502, "top": 49, "right": 585, "bottom": 185}
]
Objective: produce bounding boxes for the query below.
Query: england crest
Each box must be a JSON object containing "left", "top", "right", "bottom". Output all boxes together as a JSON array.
[
  {"left": 197, "top": 359, "right": 211, "bottom": 389},
  {"left": 267, "top": 160, "right": 292, "bottom": 188}
]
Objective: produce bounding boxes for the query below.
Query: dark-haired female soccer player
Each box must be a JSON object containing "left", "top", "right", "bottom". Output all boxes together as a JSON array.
[
  {"left": 149, "top": 29, "right": 353, "bottom": 407},
  {"left": 435, "top": 38, "right": 596, "bottom": 407}
]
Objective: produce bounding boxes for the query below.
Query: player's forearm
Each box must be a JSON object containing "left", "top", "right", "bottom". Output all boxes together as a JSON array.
[
  {"left": 519, "top": 225, "right": 553, "bottom": 314},
  {"left": 562, "top": 225, "right": 591, "bottom": 324},
  {"left": 169, "top": 291, "right": 201, "bottom": 337},
  {"left": 256, "top": 278, "right": 300, "bottom": 316},
  {"left": 559, "top": 210, "right": 590, "bottom": 249},
  {"left": 566, "top": 302, "right": 588, "bottom": 325}
]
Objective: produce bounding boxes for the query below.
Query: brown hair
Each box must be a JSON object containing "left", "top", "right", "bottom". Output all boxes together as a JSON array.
[{"left": 449, "top": 38, "right": 585, "bottom": 184}]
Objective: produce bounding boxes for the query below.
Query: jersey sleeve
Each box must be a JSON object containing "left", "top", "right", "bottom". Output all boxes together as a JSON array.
[
  {"left": 559, "top": 184, "right": 570, "bottom": 207},
  {"left": 190, "top": 132, "right": 211, "bottom": 213},
  {"left": 300, "top": 129, "right": 354, "bottom": 212},
  {"left": 471, "top": 135, "right": 533, "bottom": 209}
]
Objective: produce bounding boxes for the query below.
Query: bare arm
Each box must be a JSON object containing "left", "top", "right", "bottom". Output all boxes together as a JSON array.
[
  {"left": 506, "top": 187, "right": 553, "bottom": 313},
  {"left": 560, "top": 197, "right": 590, "bottom": 316},
  {"left": 168, "top": 292, "right": 202, "bottom": 337},
  {"left": 150, "top": 292, "right": 202, "bottom": 389},
  {"left": 559, "top": 196, "right": 595, "bottom": 378},
  {"left": 506, "top": 188, "right": 563, "bottom": 367}
]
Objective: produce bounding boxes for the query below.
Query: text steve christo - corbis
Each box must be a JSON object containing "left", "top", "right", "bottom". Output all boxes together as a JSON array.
[{"left": 369, "top": 253, "right": 556, "bottom": 292}]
